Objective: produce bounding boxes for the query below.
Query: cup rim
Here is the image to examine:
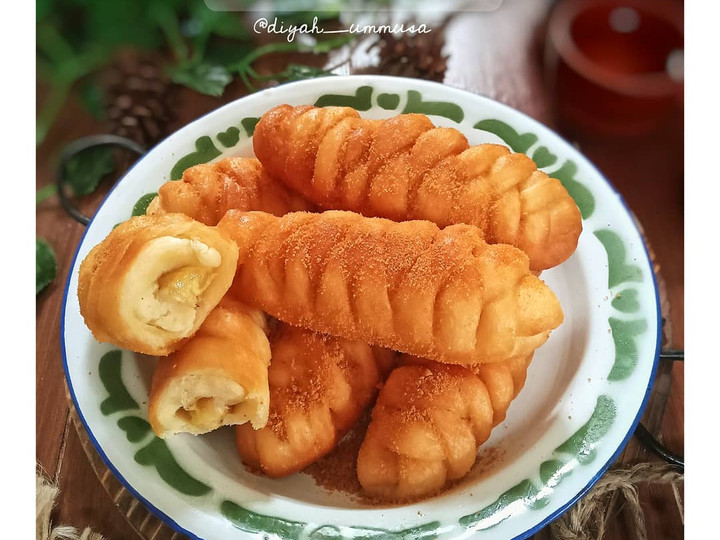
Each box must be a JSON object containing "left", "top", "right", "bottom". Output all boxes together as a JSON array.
[{"left": 548, "top": 0, "right": 684, "bottom": 98}]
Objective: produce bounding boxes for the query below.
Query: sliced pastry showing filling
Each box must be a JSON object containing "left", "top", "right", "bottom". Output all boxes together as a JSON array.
[
  {"left": 148, "top": 297, "right": 271, "bottom": 437},
  {"left": 77, "top": 213, "right": 238, "bottom": 356}
]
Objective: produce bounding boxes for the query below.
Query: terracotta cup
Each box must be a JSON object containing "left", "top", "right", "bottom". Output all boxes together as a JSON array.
[{"left": 545, "top": 0, "right": 683, "bottom": 136}]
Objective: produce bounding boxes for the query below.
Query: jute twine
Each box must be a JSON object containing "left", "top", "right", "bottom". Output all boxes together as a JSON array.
[
  {"left": 36, "top": 461, "right": 682, "bottom": 540},
  {"left": 549, "top": 462, "right": 684, "bottom": 540},
  {"left": 36, "top": 470, "right": 105, "bottom": 540}
]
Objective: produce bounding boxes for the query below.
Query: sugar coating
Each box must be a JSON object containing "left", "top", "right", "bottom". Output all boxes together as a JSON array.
[
  {"left": 356, "top": 355, "right": 532, "bottom": 501},
  {"left": 235, "top": 323, "right": 395, "bottom": 478},
  {"left": 217, "top": 210, "right": 563, "bottom": 365},
  {"left": 253, "top": 104, "right": 582, "bottom": 271}
]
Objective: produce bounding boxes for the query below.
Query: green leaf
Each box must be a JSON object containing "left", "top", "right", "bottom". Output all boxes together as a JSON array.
[
  {"left": 309, "top": 34, "right": 355, "bottom": 54},
  {"left": 36, "top": 184, "right": 57, "bottom": 205},
  {"left": 207, "top": 15, "right": 251, "bottom": 40},
  {"left": 63, "top": 146, "right": 116, "bottom": 196},
  {"left": 229, "top": 34, "right": 353, "bottom": 91},
  {"left": 280, "top": 63, "right": 334, "bottom": 82},
  {"left": 84, "top": 0, "right": 164, "bottom": 50},
  {"left": 36, "top": 238, "right": 57, "bottom": 295},
  {"left": 204, "top": 40, "right": 255, "bottom": 68},
  {"left": 186, "top": 2, "right": 249, "bottom": 41},
  {"left": 150, "top": 0, "right": 190, "bottom": 62},
  {"left": 36, "top": 0, "right": 53, "bottom": 21},
  {"left": 171, "top": 62, "right": 232, "bottom": 97},
  {"left": 79, "top": 79, "right": 106, "bottom": 120}
]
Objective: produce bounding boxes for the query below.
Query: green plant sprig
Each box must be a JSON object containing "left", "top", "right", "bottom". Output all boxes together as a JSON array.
[{"left": 229, "top": 34, "right": 354, "bottom": 90}]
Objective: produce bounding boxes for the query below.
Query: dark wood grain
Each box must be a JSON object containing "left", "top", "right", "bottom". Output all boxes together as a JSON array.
[{"left": 36, "top": 2, "right": 683, "bottom": 538}]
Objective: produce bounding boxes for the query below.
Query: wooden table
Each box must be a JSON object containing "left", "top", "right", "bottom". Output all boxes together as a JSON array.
[{"left": 36, "top": 2, "right": 684, "bottom": 538}]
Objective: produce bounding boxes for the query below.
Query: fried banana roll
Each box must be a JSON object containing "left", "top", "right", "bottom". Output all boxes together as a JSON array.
[
  {"left": 78, "top": 213, "right": 238, "bottom": 355},
  {"left": 218, "top": 210, "right": 562, "bottom": 365},
  {"left": 253, "top": 104, "right": 582, "bottom": 271},
  {"left": 357, "top": 355, "right": 531, "bottom": 501},
  {"left": 149, "top": 297, "right": 271, "bottom": 437},
  {"left": 235, "top": 324, "right": 395, "bottom": 477},
  {"left": 147, "top": 157, "right": 313, "bottom": 225}
]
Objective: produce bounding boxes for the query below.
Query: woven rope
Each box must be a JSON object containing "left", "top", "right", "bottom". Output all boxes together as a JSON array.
[
  {"left": 36, "top": 471, "right": 106, "bottom": 540},
  {"left": 550, "top": 462, "right": 684, "bottom": 540},
  {"left": 37, "top": 443, "right": 682, "bottom": 540}
]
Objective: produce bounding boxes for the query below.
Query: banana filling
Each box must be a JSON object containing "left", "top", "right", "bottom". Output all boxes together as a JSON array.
[
  {"left": 125, "top": 237, "right": 222, "bottom": 335},
  {"left": 158, "top": 374, "right": 249, "bottom": 435},
  {"left": 174, "top": 396, "right": 238, "bottom": 431}
]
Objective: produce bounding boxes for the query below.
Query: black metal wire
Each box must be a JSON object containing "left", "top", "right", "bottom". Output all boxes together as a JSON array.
[
  {"left": 57, "top": 135, "right": 146, "bottom": 226},
  {"left": 660, "top": 350, "right": 684, "bottom": 361},
  {"left": 634, "top": 423, "right": 684, "bottom": 470},
  {"left": 633, "top": 350, "right": 684, "bottom": 470}
]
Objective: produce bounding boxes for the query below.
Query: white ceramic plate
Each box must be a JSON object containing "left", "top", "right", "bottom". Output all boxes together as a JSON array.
[{"left": 61, "top": 75, "right": 660, "bottom": 540}]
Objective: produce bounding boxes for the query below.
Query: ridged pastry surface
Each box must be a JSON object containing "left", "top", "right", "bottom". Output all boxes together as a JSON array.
[
  {"left": 218, "top": 210, "right": 563, "bottom": 364},
  {"left": 236, "top": 324, "right": 395, "bottom": 477},
  {"left": 253, "top": 104, "right": 582, "bottom": 271},
  {"left": 357, "top": 355, "right": 532, "bottom": 500},
  {"left": 149, "top": 157, "right": 312, "bottom": 225}
]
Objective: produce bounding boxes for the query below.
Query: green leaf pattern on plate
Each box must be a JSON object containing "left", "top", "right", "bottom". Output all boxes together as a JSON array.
[
  {"left": 554, "top": 395, "right": 617, "bottom": 463},
  {"left": 377, "top": 92, "right": 401, "bottom": 110},
  {"left": 221, "top": 500, "right": 307, "bottom": 539},
  {"left": 547, "top": 160, "right": 596, "bottom": 219},
  {"left": 168, "top": 116, "right": 264, "bottom": 180},
  {"left": 594, "top": 230, "right": 644, "bottom": 288},
  {"left": 117, "top": 416, "right": 153, "bottom": 443},
  {"left": 135, "top": 438, "right": 212, "bottom": 497},
  {"left": 531, "top": 146, "right": 557, "bottom": 168},
  {"left": 608, "top": 318, "right": 649, "bottom": 381},
  {"left": 97, "top": 350, "right": 211, "bottom": 497},
  {"left": 241, "top": 117, "right": 260, "bottom": 136},
  {"left": 474, "top": 119, "right": 539, "bottom": 153},
  {"left": 131, "top": 192, "right": 157, "bottom": 217},
  {"left": 593, "top": 228, "right": 648, "bottom": 381},
  {"left": 314, "top": 85, "right": 374, "bottom": 110},
  {"left": 170, "top": 136, "right": 222, "bottom": 180},
  {"left": 99, "top": 350, "right": 138, "bottom": 415},
  {"left": 223, "top": 499, "right": 444, "bottom": 540},
  {"left": 401, "top": 90, "right": 465, "bottom": 123},
  {"left": 217, "top": 126, "right": 241, "bottom": 147},
  {"left": 460, "top": 395, "right": 617, "bottom": 532},
  {"left": 611, "top": 289, "right": 641, "bottom": 313},
  {"left": 459, "top": 478, "right": 547, "bottom": 530}
]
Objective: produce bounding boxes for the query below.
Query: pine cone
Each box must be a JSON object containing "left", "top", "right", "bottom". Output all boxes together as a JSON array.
[
  {"left": 105, "top": 52, "right": 177, "bottom": 148},
  {"left": 373, "top": 20, "right": 448, "bottom": 82}
]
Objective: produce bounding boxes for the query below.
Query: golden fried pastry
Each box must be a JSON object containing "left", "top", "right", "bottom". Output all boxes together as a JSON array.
[
  {"left": 148, "top": 157, "right": 313, "bottom": 225},
  {"left": 78, "top": 213, "right": 238, "bottom": 356},
  {"left": 253, "top": 104, "right": 582, "bottom": 271},
  {"left": 148, "top": 297, "right": 271, "bottom": 437},
  {"left": 235, "top": 324, "right": 395, "bottom": 477},
  {"left": 217, "top": 210, "right": 563, "bottom": 364},
  {"left": 356, "top": 355, "right": 532, "bottom": 500}
]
